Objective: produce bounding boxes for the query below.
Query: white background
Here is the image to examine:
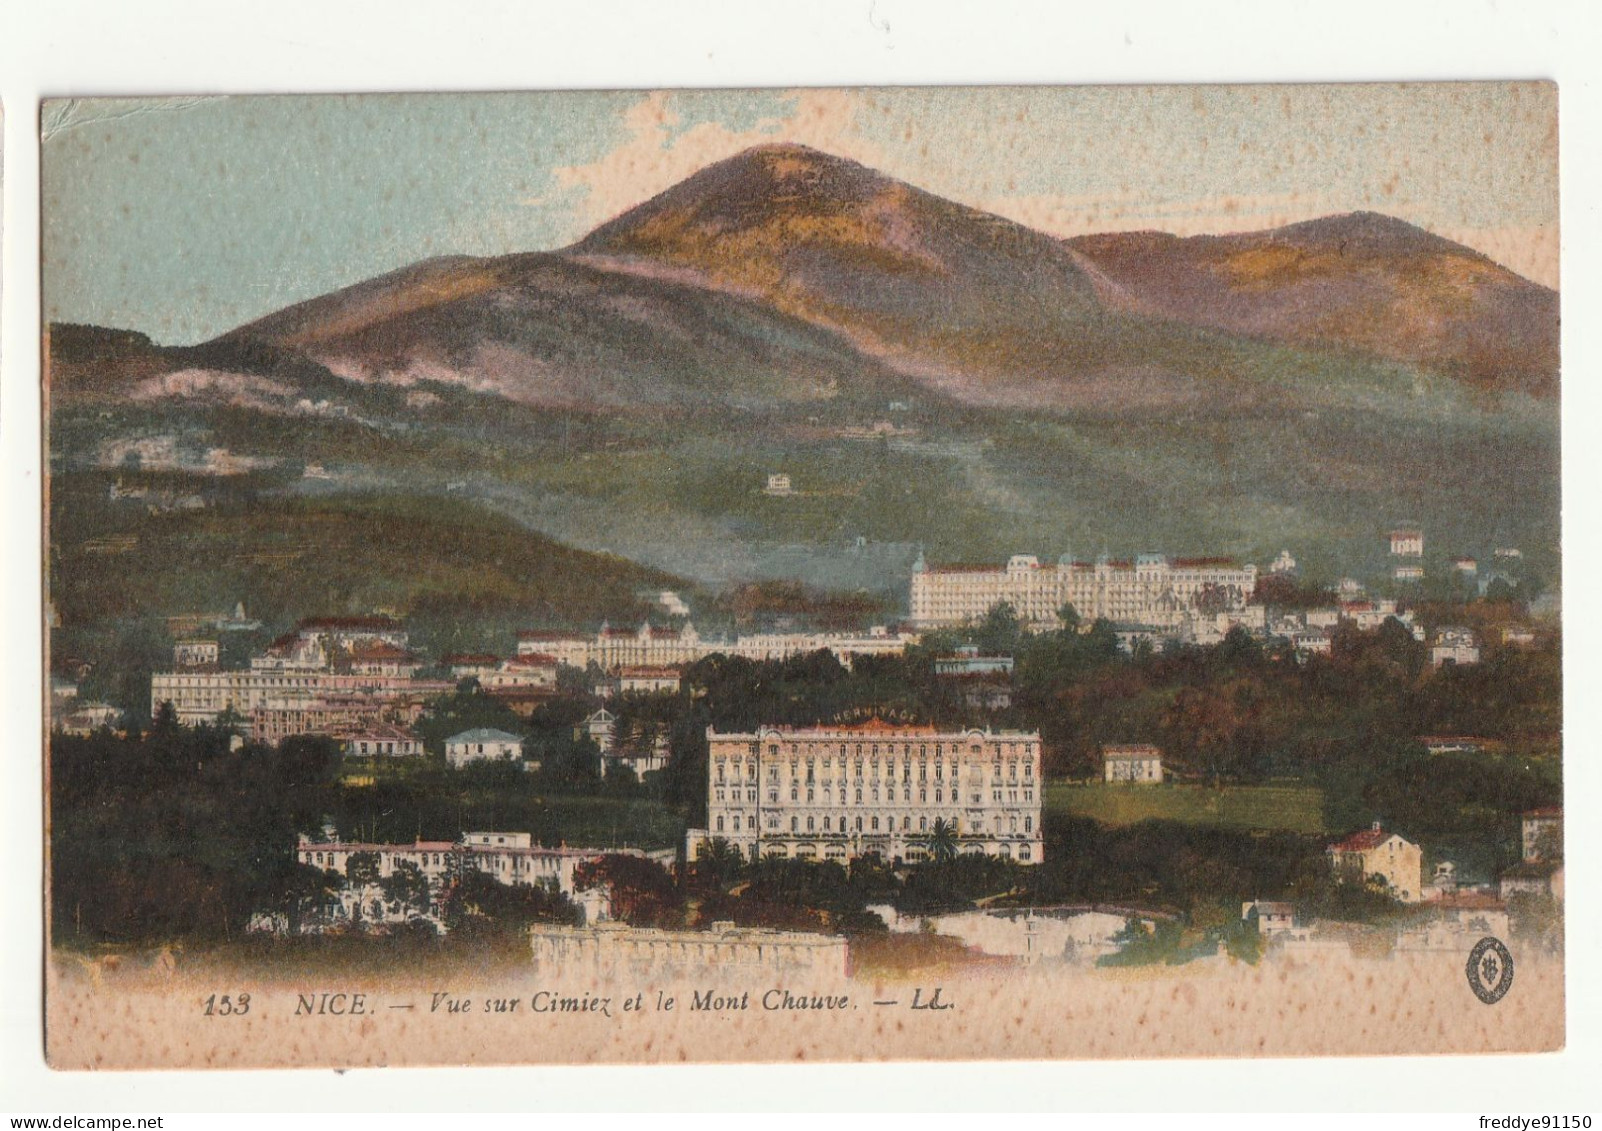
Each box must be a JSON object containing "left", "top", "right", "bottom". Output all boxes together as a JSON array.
[{"left": 1, "top": 0, "right": 1598, "bottom": 1114}]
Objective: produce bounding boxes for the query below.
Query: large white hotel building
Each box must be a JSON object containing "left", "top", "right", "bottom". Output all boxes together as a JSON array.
[
  {"left": 700, "top": 720, "right": 1043, "bottom": 865},
  {"left": 910, "top": 552, "right": 1259, "bottom": 632}
]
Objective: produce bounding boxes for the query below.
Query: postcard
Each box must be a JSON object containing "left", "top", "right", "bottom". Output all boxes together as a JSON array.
[{"left": 41, "top": 83, "right": 1562, "bottom": 1070}]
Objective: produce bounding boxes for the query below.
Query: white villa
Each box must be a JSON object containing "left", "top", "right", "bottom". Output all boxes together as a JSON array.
[
  {"left": 445, "top": 727, "right": 525, "bottom": 768},
  {"left": 1102, "top": 744, "right": 1164, "bottom": 784}
]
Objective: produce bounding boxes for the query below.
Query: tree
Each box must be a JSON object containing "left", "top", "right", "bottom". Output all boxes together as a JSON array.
[
  {"left": 345, "top": 852, "right": 383, "bottom": 921},
  {"left": 923, "top": 818, "right": 959, "bottom": 864},
  {"left": 381, "top": 860, "right": 431, "bottom": 920},
  {"left": 573, "top": 854, "right": 684, "bottom": 928},
  {"left": 278, "top": 862, "right": 341, "bottom": 935},
  {"left": 1057, "top": 603, "right": 1082, "bottom": 632},
  {"left": 440, "top": 870, "right": 579, "bottom": 938},
  {"left": 976, "top": 602, "right": 1024, "bottom": 655},
  {"left": 692, "top": 837, "right": 745, "bottom": 891}
]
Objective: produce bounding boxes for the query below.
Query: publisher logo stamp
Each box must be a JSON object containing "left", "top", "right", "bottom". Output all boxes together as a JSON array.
[{"left": 1466, "top": 936, "right": 1515, "bottom": 1004}]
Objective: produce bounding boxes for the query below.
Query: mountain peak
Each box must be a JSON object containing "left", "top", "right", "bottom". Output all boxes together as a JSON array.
[{"left": 1265, "top": 210, "right": 1480, "bottom": 258}]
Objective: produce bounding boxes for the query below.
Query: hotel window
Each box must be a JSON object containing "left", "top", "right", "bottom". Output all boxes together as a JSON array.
[
  {"left": 1024, "top": 817, "right": 1033, "bottom": 832},
  {"left": 872, "top": 817, "right": 880, "bottom": 831},
  {"left": 791, "top": 788, "right": 798, "bottom": 801},
  {"left": 856, "top": 817, "right": 863, "bottom": 832},
  {"left": 855, "top": 789, "right": 863, "bottom": 804},
  {"left": 790, "top": 817, "right": 798, "bottom": 832},
  {"left": 807, "top": 817, "right": 814, "bottom": 831},
  {"left": 716, "top": 817, "right": 724, "bottom": 832}
]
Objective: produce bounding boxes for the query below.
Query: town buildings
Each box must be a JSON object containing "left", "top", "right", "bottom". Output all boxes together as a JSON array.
[
  {"left": 150, "top": 616, "right": 452, "bottom": 733},
  {"left": 172, "top": 639, "right": 219, "bottom": 669},
  {"left": 344, "top": 724, "right": 424, "bottom": 758},
  {"left": 1241, "top": 901, "right": 1296, "bottom": 936},
  {"left": 933, "top": 647, "right": 1015, "bottom": 710},
  {"left": 933, "top": 645, "right": 1014, "bottom": 677},
  {"left": 293, "top": 831, "right": 625, "bottom": 926},
  {"left": 698, "top": 720, "right": 1044, "bottom": 865},
  {"left": 515, "top": 621, "right": 920, "bottom": 672},
  {"left": 1326, "top": 822, "right": 1423, "bottom": 902},
  {"left": 581, "top": 708, "right": 617, "bottom": 754},
  {"left": 1102, "top": 744, "right": 1164, "bottom": 784},
  {"left": 1522, "top": 807, "right": 1563, "bottom": 863},
  {"left": 445, "top": 728, "right": 525, "bottom": 768},
  {"left": 1389, "top": 527, "right": 1424, "bottom": 558},
  {"left": 909, "top": 551, "right": 1259, "bottom": 632},
  {"left": 54, "top": 701, "right": 121, "bottom": 736},
  {"left": 1430, "top": 628, "right": 1481, "bottom": 668},
  {"left": 617, "top": 666, "right": 682, "bottom": 695}
]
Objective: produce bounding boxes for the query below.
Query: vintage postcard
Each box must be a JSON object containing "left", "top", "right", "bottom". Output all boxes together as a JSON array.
[{"left": 42, "top": 83, "right": 1562, "bottom": 1070}]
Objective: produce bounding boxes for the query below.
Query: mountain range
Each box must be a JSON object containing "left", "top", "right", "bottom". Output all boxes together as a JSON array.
[{"left": 48, "top": 143, "right": 1560, "bottom": 638}]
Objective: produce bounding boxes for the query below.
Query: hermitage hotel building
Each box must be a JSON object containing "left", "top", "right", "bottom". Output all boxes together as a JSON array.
[{"left": 697, "top": 720, "right": 1044, "bottom": 865}]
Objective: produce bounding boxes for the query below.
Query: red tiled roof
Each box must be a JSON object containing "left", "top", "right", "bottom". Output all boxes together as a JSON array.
[
  {"left": 1172, "top": 556, "right": 1240, "bottom": 568},
  {"left": 1103, "top": 744, "right": 1161, "bottom": 758},
  {"left": 442, "top": 653, "right": 500, "bottom": 666},
  {"left": 1327, "top": 826, "right": 1394, "bottom": 852},
  {"left": 619, "top": 665, "right": 680, "bottom": 678},
  {"left": 517, "top": 629, "right": 586, "bottom": 641},
  {"left": 925, "top": 563, "right": 1006, "bottom": 574},
  {"left": 1523, "top": 807, "right": 1563, "bottom": 819},
  {"left": 507, "top": 653, "right": 559, "bottom": 667},
  {"left": 350, "top": 642, "right": 416, "bottom": 661}
]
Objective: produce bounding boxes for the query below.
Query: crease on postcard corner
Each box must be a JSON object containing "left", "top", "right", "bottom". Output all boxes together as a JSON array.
[{"left": 42, "top": 96, "right": 225, "bottom": 143}]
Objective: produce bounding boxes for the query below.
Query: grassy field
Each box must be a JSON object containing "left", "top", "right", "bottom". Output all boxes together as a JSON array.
[{"left": 1046, "top": 781, "right": 1327, "bottom": 834}]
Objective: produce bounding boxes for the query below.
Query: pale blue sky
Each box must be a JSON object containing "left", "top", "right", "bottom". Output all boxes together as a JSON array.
[{"left": 43, "top": 84, "right": 1558, "bottom": 344}]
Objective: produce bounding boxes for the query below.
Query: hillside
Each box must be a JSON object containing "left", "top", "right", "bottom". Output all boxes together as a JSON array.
[
  {"left": 1067, "top": 213, "right": 1559, "bottom": 396},
  {"left": 215, "top": 250, "right": 922, "bottom": 416},
  {"left": 50, "top": 481, "right": 686, "bottom": 644}
]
